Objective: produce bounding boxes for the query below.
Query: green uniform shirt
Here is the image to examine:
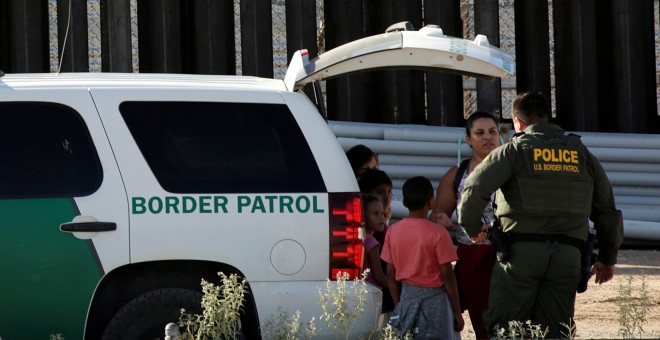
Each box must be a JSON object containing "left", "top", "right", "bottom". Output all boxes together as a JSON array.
[{"left": 458, "top": 123, "right": 623, "bottom": 264}]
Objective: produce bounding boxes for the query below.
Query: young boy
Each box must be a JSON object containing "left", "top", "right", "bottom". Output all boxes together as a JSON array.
[{"left": 381, "top": 176, "right": 464, "bottom": 339}]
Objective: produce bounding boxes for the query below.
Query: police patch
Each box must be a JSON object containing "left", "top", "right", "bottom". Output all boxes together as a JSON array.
[
  {"left": 531, "top": 147, "right": 581, "bottom": 175},
  {"left": 531, "top": 147, "right": 582, "bottom": 175}
]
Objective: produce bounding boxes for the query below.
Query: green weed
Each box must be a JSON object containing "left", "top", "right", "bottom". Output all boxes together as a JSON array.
[
  {"left": 261, "top": 307, "right": 317, "bottom": 340},
  {"left": 179, "top": 272, "right": 246, "bottom": 340},
  {"left": 559, "top": 318, "right": 577, "bottom": 339},
  {"left": 365, "top": 324, "right": 413, "bottom": 340},
  {"left": 617, "top": 274, "right": 651, "bottom": 339},
  {"left": 492, "top": 320, "right": 548, "bottom": 339},
  {"left": 318, "top": 271, "right": 369, "bottom": 339}
]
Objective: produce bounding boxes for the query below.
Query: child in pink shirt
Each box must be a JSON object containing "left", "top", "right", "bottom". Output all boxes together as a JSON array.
[
  {"left": 362, "top": 193, "right": 388, "bottom": 289},
  {"left": 381, "top": 176, "right": 464, "bottom": 339}
]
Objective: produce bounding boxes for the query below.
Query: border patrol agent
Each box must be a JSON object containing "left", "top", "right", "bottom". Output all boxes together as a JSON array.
[{"left": 458, "top": 92, "right": 623, "bottom": 338}]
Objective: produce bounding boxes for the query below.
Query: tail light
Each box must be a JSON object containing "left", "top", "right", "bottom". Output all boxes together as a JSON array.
[{"left": 329, "top": 193, "right": 365, "bottom": 280}]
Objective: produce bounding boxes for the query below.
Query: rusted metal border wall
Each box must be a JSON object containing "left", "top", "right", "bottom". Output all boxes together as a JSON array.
[
  {"left": 57, "top": 0, "right": 88, "bottom": 72},
  {"left": 552, "top": 0, "right": 659, "bottom": 133},
  {"left": 0, "top": 0, "right": 657, "bottom": 133},
  {"left": 100, "top": 0, "right": 132, "bottom": 72},
  {"left": 0, "top": 0, "right": 50, "bottom": 73}
]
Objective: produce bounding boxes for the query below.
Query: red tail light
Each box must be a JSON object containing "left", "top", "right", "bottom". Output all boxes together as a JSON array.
[{"left": 329, "top": 193, "right": 365, "bottom": 280}]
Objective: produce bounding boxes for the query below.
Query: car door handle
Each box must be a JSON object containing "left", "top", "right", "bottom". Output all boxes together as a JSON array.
[
  {"left": 60, "top": 216, "right": 117, "bottom": 233},
  {"left": 60, "top": 221, "right": 116, "bottom": 232}
]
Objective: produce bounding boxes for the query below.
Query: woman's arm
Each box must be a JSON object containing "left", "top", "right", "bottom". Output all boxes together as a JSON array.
[{"left": 431, "top": 166, "right": 458, "bottom": 228}]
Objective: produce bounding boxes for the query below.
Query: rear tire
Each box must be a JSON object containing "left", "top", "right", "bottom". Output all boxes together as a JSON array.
[{"left": 101, "top": 288, "right": 202, "bottom": 340}]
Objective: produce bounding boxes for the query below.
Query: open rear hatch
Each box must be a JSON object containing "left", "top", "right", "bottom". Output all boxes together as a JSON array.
[{"left": 285, "top": 23, "right": 515, "bottom": 91}]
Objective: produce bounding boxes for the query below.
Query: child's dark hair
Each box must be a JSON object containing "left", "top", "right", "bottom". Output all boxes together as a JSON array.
[
  {"left": 402, "top": 176, "right": 434, "bottom": 210},
  {"left": 358, "top": 169, "right": 392, "bottom": 193},
  {"left": 465, "top": 111, "right": 499, "bottom": 136},
  {"left": 346, "top": 144, "right": 377, "bottom": 175},
  {"left": 362, "top": 193, "right": 383, "bottom": 210}
]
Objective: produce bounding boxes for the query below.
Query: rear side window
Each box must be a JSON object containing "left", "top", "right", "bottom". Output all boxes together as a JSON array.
[
  {"left": 0, "top": 102, "right": 103, "bottom": 198},
  {"left": 120, "top": 101, "right": 326, "bottom": 193}
]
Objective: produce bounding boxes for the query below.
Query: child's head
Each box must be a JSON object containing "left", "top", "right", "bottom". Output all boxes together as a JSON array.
[
  {"left": 402, "top": 176, "right": 434, "bottom": 211},
  {"left": 346, "top": 144, "right": 378, "bottom": 177},
  {"left": 362, "top": 194, "right": 385, "bottom": 234},
  {"left": 358, "top": 169, "right": 393, "bottom": 219}
]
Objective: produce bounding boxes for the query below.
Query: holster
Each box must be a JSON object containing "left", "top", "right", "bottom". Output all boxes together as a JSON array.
[
  {"left": 488, "top": 220, "right": 511, "bottom": 262},
  {"left": 577, "top": 232, "right": 598, "bottom": 293}
]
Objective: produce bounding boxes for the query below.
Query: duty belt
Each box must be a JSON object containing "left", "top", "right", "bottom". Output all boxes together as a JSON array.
[{"left": 509, "top": 233, "right": 584, "bottom": 250}]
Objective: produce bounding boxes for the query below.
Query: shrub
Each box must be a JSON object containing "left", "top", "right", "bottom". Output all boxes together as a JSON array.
[
  {"left": 179, "top": 272, "right": 246, "bottom": 340},
  {"left": 618, "top": 274, "right": 651, "bottom": 339},
  {"left": 318, "top": 271, "right": 369, "bottom": 339},
  {"left": 262, "top": 307, "right": 317, "bottom": 340},
  {"left": 492, "top": 320, "right": 548, "bottom": 339}
]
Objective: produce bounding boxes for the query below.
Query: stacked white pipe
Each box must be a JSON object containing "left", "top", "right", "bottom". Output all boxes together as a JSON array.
[{"left": 330, "top": 121, "right": 660, "bottom": 242}]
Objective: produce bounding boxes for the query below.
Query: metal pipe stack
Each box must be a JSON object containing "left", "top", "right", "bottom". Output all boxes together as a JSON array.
[{"left": 330, "top": 121, "right": 660, "bottom": 242}]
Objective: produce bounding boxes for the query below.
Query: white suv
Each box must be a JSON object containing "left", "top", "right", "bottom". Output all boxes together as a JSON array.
[{"left": 0, "top": 24, "right": 512, "bottom": 339}]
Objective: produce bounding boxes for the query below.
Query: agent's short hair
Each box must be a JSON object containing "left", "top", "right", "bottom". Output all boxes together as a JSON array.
[
  {"left": 358, "top": 169, "right": 392, "bottom": 193},
  {"left": 402, "top": 176, "right": 434, "bottom": 210},
  {"left": 512, "top": 92, "right": 550, "bottom": 124}
]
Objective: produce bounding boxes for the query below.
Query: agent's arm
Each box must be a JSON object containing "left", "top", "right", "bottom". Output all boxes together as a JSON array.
[
  {"left": 459, "top": 145, "right": 516, "bottom": 236},
  {"left": 587, "top": 149, "right": 623, "bottom": 283}
]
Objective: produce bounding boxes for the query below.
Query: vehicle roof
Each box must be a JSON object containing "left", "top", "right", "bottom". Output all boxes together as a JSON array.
[{"left": 0, "top": 72, "right": 288, "bottom": 92}]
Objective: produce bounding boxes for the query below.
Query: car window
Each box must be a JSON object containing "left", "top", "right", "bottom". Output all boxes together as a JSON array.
[
  {"left": 120, "top": 101, "right": 326, "bottom": 193},
  {"left": 0, "top": 102, "right": 103, "bottom": 198}
]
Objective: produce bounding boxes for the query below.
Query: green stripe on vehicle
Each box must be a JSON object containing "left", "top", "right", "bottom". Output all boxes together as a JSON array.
[{"left": 0, "top": 199, "right": 101, "bottom": 339}]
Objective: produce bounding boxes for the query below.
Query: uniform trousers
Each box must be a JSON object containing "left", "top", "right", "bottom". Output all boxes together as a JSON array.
[{"left": 484, "top": 241, "right": 581, "bottom": 339}]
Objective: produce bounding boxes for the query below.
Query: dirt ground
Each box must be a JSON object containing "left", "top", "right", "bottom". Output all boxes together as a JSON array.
[{"left": 459, "top": 248, "right": 660, "bottom": 340}]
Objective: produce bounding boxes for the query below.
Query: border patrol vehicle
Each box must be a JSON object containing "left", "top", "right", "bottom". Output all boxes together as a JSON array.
[{"left": 0, "top": 24, "right": 513, "bottom": 339}]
